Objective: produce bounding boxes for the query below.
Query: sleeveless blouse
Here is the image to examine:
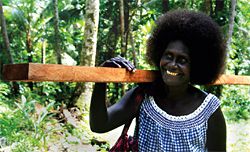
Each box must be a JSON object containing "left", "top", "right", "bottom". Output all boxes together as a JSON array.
[{"left": 137, "top": 93, "right": 220, "bottom": 152}]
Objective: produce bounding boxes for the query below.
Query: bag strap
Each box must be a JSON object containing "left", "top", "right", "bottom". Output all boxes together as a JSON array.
[
  {"left": 121, "top": 87, "right": 144, "bottom": 135},
  {"left": 122, "top": 120, "right": 133, "bottom": 135}
]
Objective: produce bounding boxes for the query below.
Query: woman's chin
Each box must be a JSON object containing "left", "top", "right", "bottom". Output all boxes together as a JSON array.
[{"left": 162, "top": 75, "right": 189, "bottom": 87}]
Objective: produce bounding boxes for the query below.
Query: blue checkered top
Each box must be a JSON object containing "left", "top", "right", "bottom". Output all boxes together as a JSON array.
[{"left": 137, "top": 93, "right": 220, "bottom": 152}]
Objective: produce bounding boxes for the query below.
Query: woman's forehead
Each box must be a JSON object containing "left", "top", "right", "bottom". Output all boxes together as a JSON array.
[{"left": 164, "top": 40, "right": 189, "bottom": 55}]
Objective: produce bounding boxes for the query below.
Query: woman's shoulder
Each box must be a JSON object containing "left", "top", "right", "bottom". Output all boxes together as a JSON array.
[
  {"left": 191, "top": 86, "right": 207, "bottom": 99},
  {"left": 191, "top": 86, "right": 221, "bottom": 106},
  {"left": 196, "top": 90, "right": 222, "bottom": 121},
  {"left": 192, "top": 86, "right": 221, "bottom": 106}
]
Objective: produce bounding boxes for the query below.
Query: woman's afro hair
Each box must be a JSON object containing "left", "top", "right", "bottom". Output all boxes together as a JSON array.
[{"left": 146, "top": 9, "right": 227, "bottom": 85}]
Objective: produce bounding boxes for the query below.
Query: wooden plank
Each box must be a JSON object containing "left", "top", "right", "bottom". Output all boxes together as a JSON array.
[
  {"left": 2, "top": 63, "right": 250, "bottom": 85},
  {"left": 3, "top": 64, "right": 29, "bottom": 81},
  {"left": 213, "top": 75, "right": 250, "bottom": 85},
  {"left": 3, "top": 63, "right": 159, "bottom": 83}
]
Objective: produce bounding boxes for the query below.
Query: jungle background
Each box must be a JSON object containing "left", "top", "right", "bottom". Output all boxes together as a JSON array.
[{"left": 0, "top": 0, "right": 249, "bottom": 151}]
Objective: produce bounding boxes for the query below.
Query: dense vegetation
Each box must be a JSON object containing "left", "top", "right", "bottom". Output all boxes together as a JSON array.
[{"left": 0, "top": 0, "right": 249, "bottom": 151}]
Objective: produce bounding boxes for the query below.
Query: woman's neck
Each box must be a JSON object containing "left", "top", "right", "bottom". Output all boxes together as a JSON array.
[{"left": 164, "top": 84, "right": 190, "bottom": 101}]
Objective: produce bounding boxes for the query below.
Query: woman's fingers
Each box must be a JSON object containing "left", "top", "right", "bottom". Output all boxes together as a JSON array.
[
  {"left": 111, "top": 61, "right": 122, "bottom": 68},
  {"left": 101, "top": 56, "right": 136, "bottom": 72},
  {"left": 101, "top": 60, "right": 121, "bottom": 68},
  {"left": 115, "top": 56, "right": 136, "bottom": 72}
]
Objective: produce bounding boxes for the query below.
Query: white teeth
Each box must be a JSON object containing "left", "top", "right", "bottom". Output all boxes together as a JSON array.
[{"left": 167, "top": 70, "right": 178, "bottom": 76}]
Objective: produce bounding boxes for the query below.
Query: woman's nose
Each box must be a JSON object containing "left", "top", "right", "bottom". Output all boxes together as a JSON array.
[{"left": 168, "top": 59, "right": 178, "bottom": 69}]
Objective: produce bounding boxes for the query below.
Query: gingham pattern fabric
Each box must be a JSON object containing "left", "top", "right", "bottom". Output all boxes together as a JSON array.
[{"left": 138, "top": 93, "right": 220, "bottom": 152}]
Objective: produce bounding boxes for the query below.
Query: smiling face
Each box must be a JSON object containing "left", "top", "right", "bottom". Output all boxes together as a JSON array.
[{"left": 160, "top": 40, "right": 191, "bottom": 87}]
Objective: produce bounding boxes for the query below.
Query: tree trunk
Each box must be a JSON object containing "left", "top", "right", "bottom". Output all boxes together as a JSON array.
[
  {"left": 130, "top": 30, "right": 137, "bottom": 68},
  {"left": 119, "top": 0, "right": 127, "bottom": 95},
  {"left": 41, "top": 39, "right": 46, "bottom": 64},
  {"left": 0, "top": 0, "right": 19, "bottom": 93},
  {"left": 75, "top": 0, "right": 99, "bottom": 111},
  {"left": 202, "top": 0, "right": 212, "bottom": 15},
  {"left": 124, "top": 0, "right": 129, "bottom": 55},
  {"left": 53, "top": 0, "right": 65, "bottom": 99},
  {"left": 215, "top": 0, "right": 224, "bottom": 14},
  {"left": 53, "top": 0, "right": 62, "bottom": 64},
  {"left": 228, "top": 0, "right": 237, "bottom": 76},
  {"left": 25, "top": 28, "right": 34, "bottom": 90},
  {"left": 107, "top": 16, "right": 118, "bottom": 59},
  {"left": 227, "top": 0, "right": 237, "bottom": 50},
  {"left": 162, "top": 0, "right": 169, "bottom": 13},
  {"left": 0, "top": 0, "right": 13, "bottom": 64},
  {"left": 214, "top": 0, "right": 225, "bottom": 25},
  {"left": 25, "top": 27, "right": 33, "bottom": 62},
  {"left": 119, "top": 0, "right": 126, "bottom": 57}
]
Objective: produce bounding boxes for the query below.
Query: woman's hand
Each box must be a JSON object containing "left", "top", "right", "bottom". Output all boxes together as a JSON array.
[{"left": 100, "top": 55, "right": 136, "bottom": 72}]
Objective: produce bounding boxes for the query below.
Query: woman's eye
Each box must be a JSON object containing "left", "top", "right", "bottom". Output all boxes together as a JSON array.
[
  {"left": 179, "top": 58, "right": 188, "bottom": 64},
  {"left": 165, "top": 54, "right": 173, "bottom": 60}
]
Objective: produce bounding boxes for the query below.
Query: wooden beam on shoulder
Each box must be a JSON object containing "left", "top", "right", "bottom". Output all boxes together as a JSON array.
[
  {"left": 213, "top": 75, "right": 250, "bottom": 85},
  {"left": 3, "top": 63, "right": 158, "bottom": 83},
  {"left": 2, "top": 63, "right": 250, "bottom": 85}
]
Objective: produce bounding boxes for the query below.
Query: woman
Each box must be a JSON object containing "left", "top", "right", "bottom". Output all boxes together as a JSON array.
[{"left": 90, "top": 9, "right": 227, "bottom": 152}]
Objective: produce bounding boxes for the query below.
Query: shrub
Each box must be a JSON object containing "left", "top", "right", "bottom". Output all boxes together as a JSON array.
[{"left": 221, "top": 85, "right": 250, "bottom": 121}]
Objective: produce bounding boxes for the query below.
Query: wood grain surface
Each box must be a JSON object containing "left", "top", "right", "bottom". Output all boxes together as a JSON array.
[{"left": 3, "top": 63, "right": 250, "bottom": 85}]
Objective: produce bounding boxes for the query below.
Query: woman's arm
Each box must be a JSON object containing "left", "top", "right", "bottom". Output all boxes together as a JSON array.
[
  {"left": 206, "top": 107, "right": 227, "bottom": 152},
  {"left": 90, "top": 84, "right": 140, "bottom": 133},
  {"left": 90, "top": 56, "right": 138, "bottom": 133},
  {"left": 89, "top": 82, "right": 108, "bottom": 132}
]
